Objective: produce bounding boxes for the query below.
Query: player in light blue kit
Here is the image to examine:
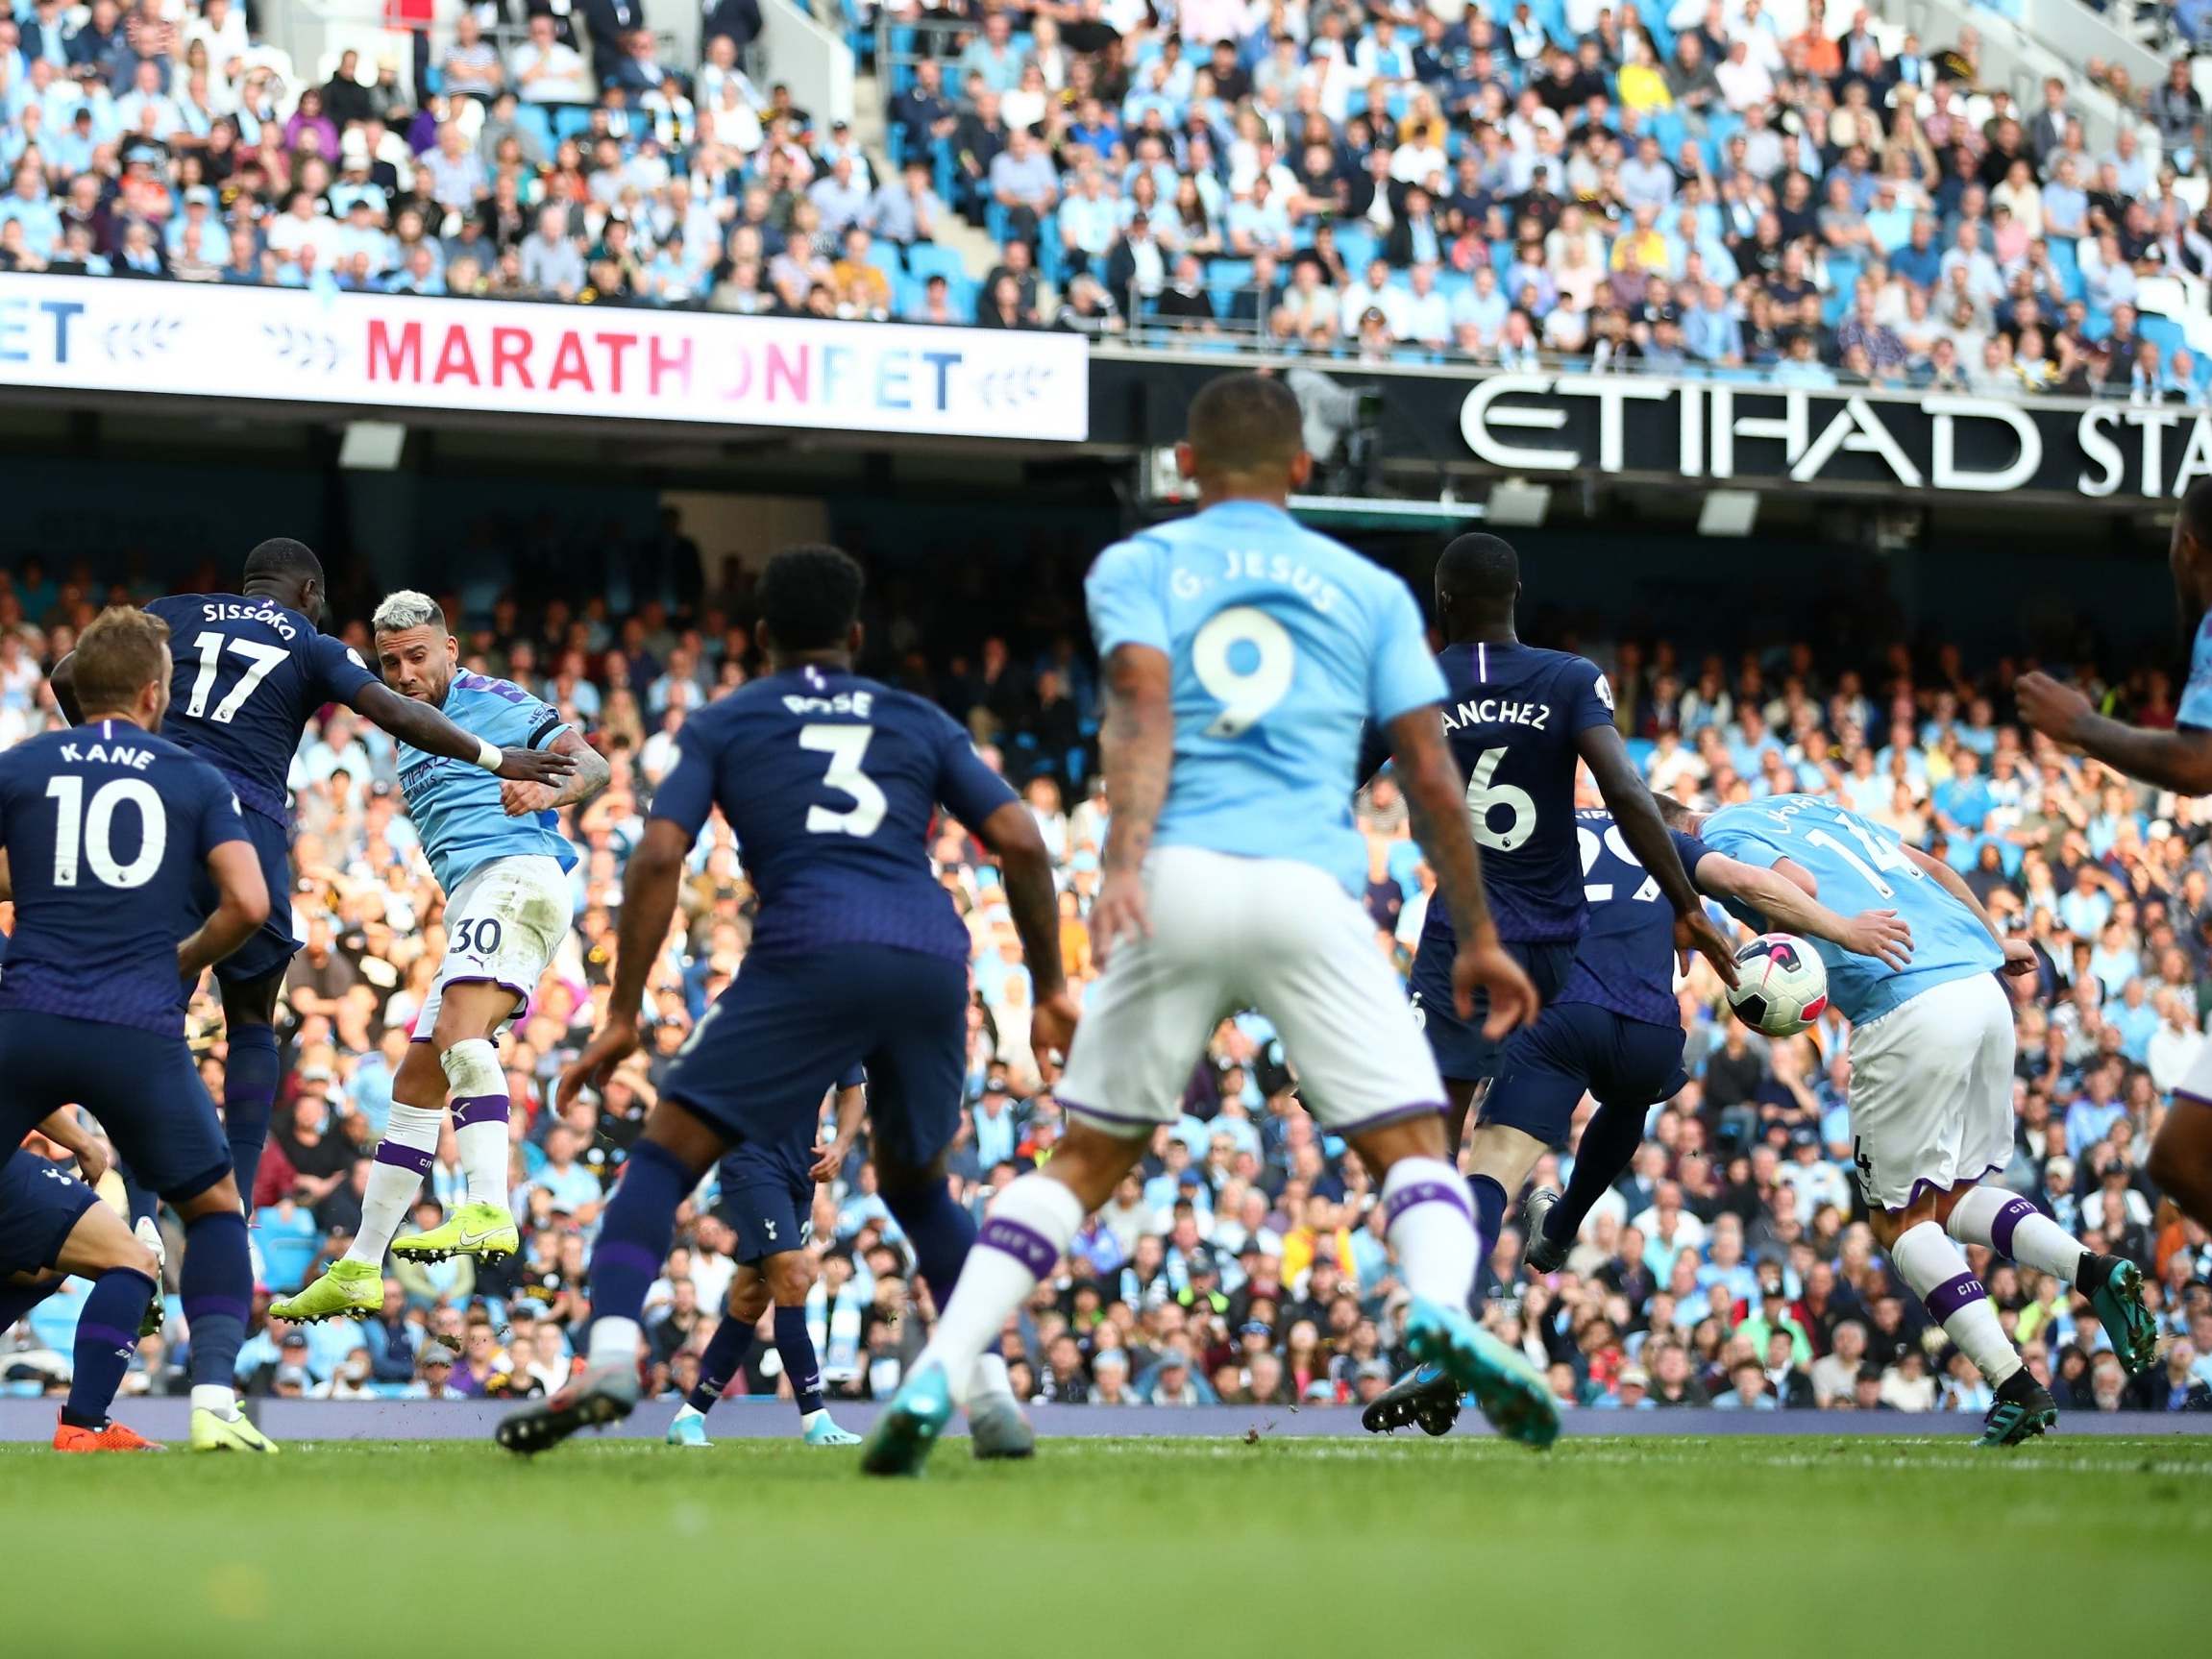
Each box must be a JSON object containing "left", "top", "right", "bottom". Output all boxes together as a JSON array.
[
  {"left": 1679, "top": 792, "right": 2157, "bottom": 1444},
  {"left": 868, "top": 373, "right": 1553, "bottom": 1476},
  {"left": 2017, "top": 477, "right": 2212, "bottom": 1237},
  {"left": 275, "top": 593, "right": 609, "bottom": 1325}
]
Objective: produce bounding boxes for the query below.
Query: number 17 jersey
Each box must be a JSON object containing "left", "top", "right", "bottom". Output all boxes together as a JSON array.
[{"left": 1433, "top": 640, "right": 1615, "bottom": 944}]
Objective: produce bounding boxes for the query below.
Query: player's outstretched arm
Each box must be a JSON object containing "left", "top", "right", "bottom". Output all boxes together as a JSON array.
[
  {"left": 1578, "top": 723, "right": 1736, "bottom": 986},
  {"left": 350, "top": 679, "right": 578, "bottom": 786},
  {"left": 2015, "top": 671, "right": 2212, "bottom": 795},
  {"left": 1386, "top": 703, "right": 1536, "bottom": 1037},
  {"left": 557, "top": 817, "right": 687, "bottom": 1110},
  {"left": 1091, "top": 643, "right": 1174, "bottom": 965},
  {"left": 180, "top": 839, "right": 271, "bottom": 980},
  {"left": 503, "top": 727, "right": 610, "bottom": 816},
  {"left": 1899, "top": 841, "right": 2036, "bottom": 975},
  {"left": 1692, "top": 851, "right": 1913, "bottom": 971}
]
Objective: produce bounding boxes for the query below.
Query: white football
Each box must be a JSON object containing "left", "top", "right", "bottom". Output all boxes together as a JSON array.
[{"left": 1725, "top": 933, "right": 1830, "bottom": 1037}]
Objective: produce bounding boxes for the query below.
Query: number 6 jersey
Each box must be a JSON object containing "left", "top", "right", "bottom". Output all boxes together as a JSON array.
[
  {"left": 649, "top": 664, "right": 1018, "bottom": 963},
  {"left": 0, "top": 719, "right": 249, "bottom": 1034},
  {"left": 1084, "top": 500, "right": 1447, "bottom": 898}
]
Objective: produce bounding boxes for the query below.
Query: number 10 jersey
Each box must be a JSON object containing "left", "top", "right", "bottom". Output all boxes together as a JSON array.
[
  {"left": 649, "top": 665, "right": 1018, "bottom": 964},
  {"left": 1083, "top": 500, "right": 1447, "bottom": 899}
]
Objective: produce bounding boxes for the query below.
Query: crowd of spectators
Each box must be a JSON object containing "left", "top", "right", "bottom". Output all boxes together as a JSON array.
[
  {"left": 3, "top": 1, "right": 2211, "bottom": 394},
  {"left": 0, "top": 536, "right": 2208, "bottom": 1418}
]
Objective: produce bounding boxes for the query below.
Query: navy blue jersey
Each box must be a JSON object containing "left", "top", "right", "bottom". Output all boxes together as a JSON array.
[
  {"left": 1558, "top": 810, "right": 1710, "bottom": 1028},
  {"left": 0, "top": 721, "right": 250, "bottom": 1036},
  {"left": 145, "top": 593, "right": 378, "bottom": 824},
  {"left": 651, "top": 667, "right": 1017, "bottom": 963},
  {"left": 1365, "top": 640, "right": 1614, "bottom": 946}
]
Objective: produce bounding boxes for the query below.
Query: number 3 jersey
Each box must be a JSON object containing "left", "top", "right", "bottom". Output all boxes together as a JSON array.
[
  {"left": 145, "top": 593, "right": 379, "bottom": 826},
  {"left": 1084, "top": 500, "right": 1447, "bottom": 898},
  {"left": 1428, "top": 640, "right": 1616, "bottom": 945},
  {"left": 1701, "top": 793, "right": 2002, "bottom": 1024},
  {"left": 0, "top": 720, "right": 249, "bottom": 1034},
  {"left": 650, "top": 666, "right": 1018, "bottom": 963}
]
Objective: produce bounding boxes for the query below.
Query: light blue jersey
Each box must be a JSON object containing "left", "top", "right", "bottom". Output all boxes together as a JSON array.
[
  {"left": 1701, "top": 794, "right": 2003, "bottom": 1025},
  {"left": 2179, "top": 613, "right": 2212, "bottom": 729},
  {"left": 395, "top": 670, "right": 578, "bottom": 893},
  {"left": 1084, "top": 500, "right": 1446, "bottom": 896}
]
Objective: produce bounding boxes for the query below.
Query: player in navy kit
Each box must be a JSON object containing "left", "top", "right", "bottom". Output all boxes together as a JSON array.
[
  {"left": 2017, "top": 477, "right": 2212, "bottom": 1236},
  {"left": 0, "top": 607, "right": 276, "bottom": 1451},
  {"left": 497, "top": 545, "right": 1073, "bottom": 1456},
  {"left": 1370, "top": 534, "right": 1736, "bottom": 1275},
  {"left": 1365, "top": 806, "right": 1911, "bottom": 1432},
  {"left": 52, "top": 539, "right": 573, "bottom": 1210},
  {"left": 666, "top": 1065, "right": 868, "bottom": 1448}
]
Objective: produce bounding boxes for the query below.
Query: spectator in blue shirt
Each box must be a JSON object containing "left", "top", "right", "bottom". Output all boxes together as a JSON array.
[{"left": 2065, "top": 1061, "right": 2128, "bottom": 1162}]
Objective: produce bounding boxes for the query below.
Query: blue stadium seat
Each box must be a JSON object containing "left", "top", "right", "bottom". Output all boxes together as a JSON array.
[
  {"left": 907, "top": 243, "right": 970, "bottom": 286},
  {"left": 553, "top": 105, "right": 596, "bottom": 144},
  {"left": 2142, "top": 312, "right": 2188, "bottom": 359},
  {"left": 865, "top": 241, "right": 904, "bottom": 281},
  {"left": 513, "top": 103, "right": 554, "bottom": 158},
  {"left": 2048, "top": 236, "right": 2084, "bottom": 303},
  {"left": 1334, "top": 223, "right": 1377, "bottom": 270}
]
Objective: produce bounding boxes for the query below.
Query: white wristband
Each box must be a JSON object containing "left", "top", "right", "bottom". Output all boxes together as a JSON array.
[{"left": 474, "top": 738, "right": 504, "bottom": 772}]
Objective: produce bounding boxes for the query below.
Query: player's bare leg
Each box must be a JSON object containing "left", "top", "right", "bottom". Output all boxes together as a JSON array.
[
  {"left": 393, "top": 981, "right": 522, "bottom": 1263},
  {"left": 1870, "top": 1187, "right": 2055, "bottom": 1447},
  {"left": 45, "top": 1203, "right": 163, "bottom": 1452},
  {"left": 1465, "top": 1118, "right": 1546, "bottom": 1278},
  {"left": 1441, "top": 1076, "right": 1483, "bottom": 1160},
  {"left": 2148, "top": 1095, "right": 2212, "bottom": 1238},
  {"left": 669, "top": 1256, "right": 858, "bottom": 1448}
]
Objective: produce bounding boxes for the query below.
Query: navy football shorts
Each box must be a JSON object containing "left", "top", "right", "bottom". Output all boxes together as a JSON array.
[
  {"left": 209, "top": 812, "right": 301, "bottom": 986},
  {"left": 0, "top": 1152, "right": 101, "bottom": 1278},
  {"left": 0, "top": 1012, "right": 231, "bottom": 1202},
  {"left": 1481, "top": 1001, "right": 1687, "bottom": 1148},
  {"left": 1410, "top": 935, "right": 1577, "bottom": 1086},
  {"left": 665, "top": 944, "right": 967, "bottom": 1177}
]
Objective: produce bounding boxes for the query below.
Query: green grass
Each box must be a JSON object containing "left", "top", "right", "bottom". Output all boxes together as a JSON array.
[{"left": 2, "top": 1435, "right": 2205, "bottom": 1655}]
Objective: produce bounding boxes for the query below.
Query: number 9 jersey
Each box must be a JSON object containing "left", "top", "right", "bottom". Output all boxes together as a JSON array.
[{"left": 1084, "top": 500, "right": 1447, "bottom": 898}]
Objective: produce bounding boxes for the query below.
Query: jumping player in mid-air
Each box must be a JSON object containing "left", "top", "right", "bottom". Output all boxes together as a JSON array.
[
  {"left": 667, "top": 1065, "right": 869, "bottom": 1448},
  {"left": 274, "top": 592, "right": 607, "bottom": 1324},
  {"left": 2017, "top": 476, "right": 2212, "bottom": 1237},
  {"left": 1, "top": 607, "right": 275, "bottom": 1451},
  {"left": 52, "top": 540, "right": 574, "bottom": 1210},
  {"left": 1365, "top": 803, "right": 1913, "bottom": 1434},
  {"left": 0, "top": 1111, "right": 167, "bottom": 1452},
  {"left": 862, "top": 373, "right": 1551, "bottom": 1477},
  {"left": 1686, "top": 792, "right": 2157, "bottom": 1444},
  {"left": 1364, "top": 534, "right": 1738, "bottom": 1274},
  {"left": 497, "top": 543, "right": 1073, "bottom": 1457}
]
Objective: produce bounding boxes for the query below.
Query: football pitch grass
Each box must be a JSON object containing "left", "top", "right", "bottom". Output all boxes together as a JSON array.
[{"left": 2, "top": 1434, "right": 2204, "bottom": 1655}]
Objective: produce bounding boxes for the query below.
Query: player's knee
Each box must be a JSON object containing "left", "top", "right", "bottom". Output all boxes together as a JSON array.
[
  {"left": 873, "top": 1143, "right": 950, "bottom": 1199},
  {"left": 439, "top": 1036, "right": 504, "bottom": 1100},
  {"left": 765, "top": 1253, "right": 816, "bottom": 1305},
  {"left": 729, "top": 1279, "right": 773, "bottom": 1323},
  {"left": 121, "top": 1240, "right": 160, "bottom": 1282}
]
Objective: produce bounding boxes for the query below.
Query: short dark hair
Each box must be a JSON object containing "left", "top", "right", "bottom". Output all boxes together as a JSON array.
[
  {"left": 1186, "top": 372, "right": 1303, "bottom": 477},
  {"left": 1437, "top": 533, "right": 1519, "bottom": 603},
  {"left": 73, "top": 605, "right": 172, "bottom": 713},
  {"left": 758, "top": 544, "right": 864, "bottom": 652},
  {"left": 242, "top": 536, "right": 325, "bottom": 589},
  {"left": 2181, "top": 478, "right": 2212, "bottom": 550}
]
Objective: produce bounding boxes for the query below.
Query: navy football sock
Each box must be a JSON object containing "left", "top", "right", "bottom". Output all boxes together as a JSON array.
[
  {"left": 64, "top": 1267, "right": 157, "bottom": 1428},
  {"left": 1469, "top": 1174, "right": 1510, "bottom": 1281},
  {"left": 882, "top": 1177, "right": 977, "bottom": 1310},
  {"left": 773, "top": 1305, "right": 826, "bottom": 1417},
  {"left": 222, "top": 1024, "right": 283, "bottom": 1214},
  {"left": 1555, "top": 1098, "right": 1648, "bottom": 1247},
  {"left": 585, "top": 1137, "right": 690, "bottom": 1353},
  {"left": 687, "top": 1313, "right": 757, "bottom": 1413},
  {"left": 182, "top": 1209, "right": 251, "bottom": 1392}
]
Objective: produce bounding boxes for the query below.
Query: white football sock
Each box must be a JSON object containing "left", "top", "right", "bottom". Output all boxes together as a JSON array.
[
  {"left": 442, "top": 1038, "right": 512, "bottom": 1208},
  {"left": 969, "top": 1351, "right": 1016, "bottom": 1405},
  {"left": 1946, "top": 1185, "right": 2089, "bottom": 1282},
  {"left": 916, "top": 1173, "right": 1084, "bottom": 1407},
  {"left": 1892, "top": 1220, "right": 2022, "bottom": 1386},
  {"left": 588, "top": 1317, "right": 641, "bottom": 1371},
  {"left": 342, "top": 1103, "right": 444, "bottom": 1267},
  {"left": 1382, "top": 1157, "right": 1480, "bottom": 1308},
  {"left": 190, "top": 1384, "right": 238, "bottom": 1416}
]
